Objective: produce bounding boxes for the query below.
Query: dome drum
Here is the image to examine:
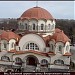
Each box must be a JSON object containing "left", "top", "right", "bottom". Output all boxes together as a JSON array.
[{"left": 18, "top": 7, "right": 55, "bottom": 34}]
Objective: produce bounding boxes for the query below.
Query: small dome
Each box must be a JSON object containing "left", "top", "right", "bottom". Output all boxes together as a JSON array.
[
  {"left": 0, "top": 30, "right": 4, "bottom": 35},
  {"left": 0, "top": 31, "right": 20, "bottom": 41},
  {"left": 51, "top": 30, "right": 70, "bottom": 43},
  {"left": 55, "top": 28, "right": 62, "bottom": 33},
  {"left": 20, "top": 7, "right": 54, "bottom": 20}
]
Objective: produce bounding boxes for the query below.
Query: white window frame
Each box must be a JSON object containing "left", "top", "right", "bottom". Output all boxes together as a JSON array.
[
  {"left": 66, "top": 45, "right": 69, "bottom": 52},
  {"left": 59, "top": 45, "right": 62, "bottom": 51},
  {"left": 32, "top": 23, "right": 36, "bottom": 30},
  {"left": 41, "top": 59, "right": 48, "bottom": 65},
  {"left": 58, "top": 45, "right": 62, "bottom": 53},
  {"left": 1, "top": 56, "right": 10, "bottom": 61},
  {"left": 4, "top": 43, "right": 6, "bottom": 48},
  {"left": 50, "top": 44, "right": 54, "bottom": 50},
  {"left": 41, "top": 24, "right": 44, "bottom": 30},
  {"left": 54, "top": 59, "right": 64, "bottom": 65},
  {"left": 11, "top": 42, "right": 14, "bottom": 48},
  {"left": 15, "top": 57, "right": 22, "bottom": 63},
  {"left": 25, "top": 43, "right": 39, "bottom": 50},
  {"left": 51, "top": 24, "right": 54, "bottom": 30},
  {"left": 48, "top": 24, "right": 50, "bottom": 30},
  {"left": 25, "top": 23, "right": 28, "bottom": 30}
]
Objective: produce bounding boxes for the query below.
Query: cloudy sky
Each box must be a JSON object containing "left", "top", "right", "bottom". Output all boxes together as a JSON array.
[{"left": 0, "top": 1, "right": 74, "bottom": 19}]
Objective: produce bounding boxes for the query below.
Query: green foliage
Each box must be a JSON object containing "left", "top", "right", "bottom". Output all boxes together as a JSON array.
[{"left": 56, "top": 19, "right": 75, "bottom": 37}]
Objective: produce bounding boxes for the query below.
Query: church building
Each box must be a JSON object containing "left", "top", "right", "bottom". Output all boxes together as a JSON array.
[{"left": 0, "top": 6, "right": 71, "bottom": 72}]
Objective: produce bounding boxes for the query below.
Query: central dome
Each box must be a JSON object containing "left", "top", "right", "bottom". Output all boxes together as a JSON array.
[
  {"left": 18, "top": 6, "right": 56, "bottom": 35},
  {"left": 20, "top": 7, "right": 54, "bottom": 20}
]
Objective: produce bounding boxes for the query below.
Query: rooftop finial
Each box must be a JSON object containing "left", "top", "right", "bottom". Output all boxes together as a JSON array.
[{"left": 36, "top": 1, "right": 38, "bottom": 7}]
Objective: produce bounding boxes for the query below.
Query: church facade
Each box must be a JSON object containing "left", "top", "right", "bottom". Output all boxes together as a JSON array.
[{"left": 0, "top": 7, "right": 71, "bottom": 72}]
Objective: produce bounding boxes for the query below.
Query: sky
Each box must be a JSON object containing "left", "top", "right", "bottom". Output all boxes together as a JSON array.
[{"left": 0, "top": 1, "right": 74, "bottom": 20}]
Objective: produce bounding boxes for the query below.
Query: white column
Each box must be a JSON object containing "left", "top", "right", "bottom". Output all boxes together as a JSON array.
[{"left": 36, "top": 63, "right": 40, "bottom": 72}]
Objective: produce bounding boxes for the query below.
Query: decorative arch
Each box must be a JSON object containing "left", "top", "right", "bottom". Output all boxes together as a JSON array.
[
  {"left": 66, "top": 45, "right": 70, "bottom": 52},
  {"left": 41, "top": 24, "right": 44, "bottom": 30},
  {"left": 56, "top": 42, "right": 64, "bottom": 53},
  {"left": 54, "top": 59, "right": 64, "bottom": 65},
  {"left": 15, "top": 57, "right": 23, "bottom": 65},
  {"left": 59, "top": 45, "right": 62, "bottom": 52},
  {"left": 29, "top": 18, "right": 38, "bottom": 21},
  {"left": 1, "top": 56, "right": 10, "bottom": 62},
  {"left": 25, "top": 42, "right": 39, "bottom": 50},
  {"left": 25, "top": 55, "right": 39, "bottom": 66},
  {"left": 41, "top": 59, "right": 48, "bottom": 67},
  {"left": 49, "top": 40, "right": 55, "bottom": 52},
  {"left": 41, "top": 59, "right": 48, "bottom": 64},
  {"left": 20, "top": 24, "right": 24, "bottom": 30},
  {"left": 19, "top": 33, "right": 46, "bottom": 51},
  {"left": 4, "top": 43, "right": 7, "bottom": 48},
  {"left": 28, "top": 19, "right": 38, "bottom": 31},
  {"left": 50, "top": 44, "right": 54, "bottom": 50},
  {"left": 32, "top": 23, "right": 36, "bottom": 30},
  {"left": 11, "top": 42, "right": 15, "bottom": 48},
  {"left": 5, "top": 69, "right": 14, "bottom": 72},
  {"left": 51, "top": 24, "right": 55, "bottom": 30},
  {"left": 48, "top": 24, "right": 51, "bottom": 30},
  {"left": 24, "top": 23, "right": 28, "bottom": 30},
  {"left": 39, "top": 18, "right": 47, "bottom": 22}
]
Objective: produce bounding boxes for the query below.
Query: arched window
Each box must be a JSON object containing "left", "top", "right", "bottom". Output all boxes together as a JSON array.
[
  {"left": 18, "top": 24, "right": 20, "bottom": 28},
  {"left": 48, "top": 24, "right": 50, "bottom": 29},
  {"left": 15, "top": 57, "right": 22, "bottom": 65},
  {"left": 1, "top": 56, "right": 10, "bottom": 62},
  {"left": 50, "top": 44, "right": 54, "bottom": 50},
  {"left": 20, "top": 25, "right": 24, "bottom": 30},
  {"left": 59, "top": 45, "right": 62, "bottom": 52},
  {"left": 11, "top": 42, "right": 14, "bottom": 48},
  {"left": 41, "top": 59, "right": 48, "bottom": 67},
  {"left": 25, "top": 23, "right": 27, "bottom": 30},
  {"left": 33, "top": 23, "right": 36, "bottom": 30},
  {"left": 41, "top": 59, "right": 48, "bottom": 64},
  {"left": 54, "top": 59, "right": 64, "bottom": 65},
  {"left": 66, "top": 45, "right": 69, "bottom": 52},
  {"left": 26, "top": 43, "right": 39, "bottom": 50},
  {"left": 19, "top": 22, "right": 21, "bottom": 25},
  {"left": 29, "top": 25, "right": 32, "bottom": 30},
  {"left": 51, "top": 24, "right": 54, "bottom": 30},
  {"left": 4, "top": 43, "right": 6, "bottom": 48},
  {"left": 41, "top": 24, "right": 44, "bottom": 30}
]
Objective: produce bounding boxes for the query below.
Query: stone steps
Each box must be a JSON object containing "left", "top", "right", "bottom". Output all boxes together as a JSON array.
[
  {"left": 40, "top": 67, "right": 48, "bottom": 72},
  {"left": 24, "top": 65, "right": 36, "bottom": 72}
]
